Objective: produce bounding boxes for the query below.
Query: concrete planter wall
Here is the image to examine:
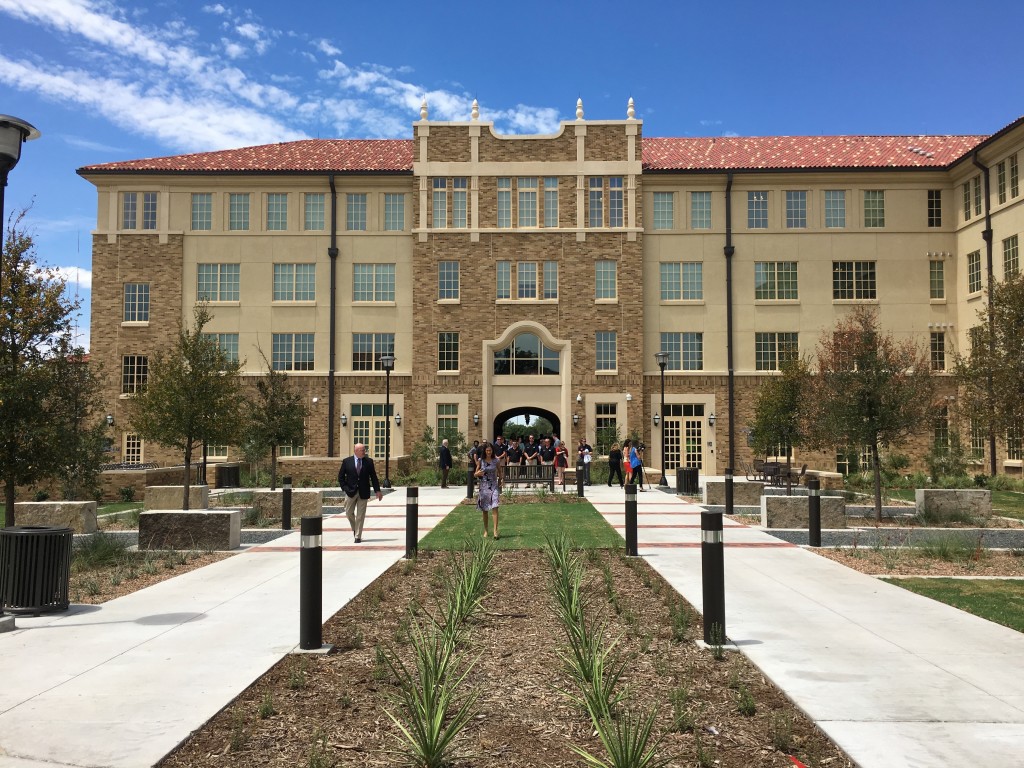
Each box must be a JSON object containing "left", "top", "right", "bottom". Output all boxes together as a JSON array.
[
  {"left": 138, "top": 510, "right": 240, "bottom": 550},
  {"left": 251, "top": 490, "right": 323, "bottom": 519},
  {"left": 761, "top": 495, "right": 847, "bottom": 528},
  {"left": 13, "top": 501, "right": 98, "bottom": 534},
  {"left": 144, "top": 485, "right": 210, "bottom": 511},
  {"left": 704, "top": 481, "right": 764, "bottom": 506},
  {"left": 915, "top": 489, "right": 991, "bottom": 518}
]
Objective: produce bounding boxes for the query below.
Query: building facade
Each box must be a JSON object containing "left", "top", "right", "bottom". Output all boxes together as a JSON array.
[{"left": 79, "top": 101, "right": 1024, "bottom": 478}]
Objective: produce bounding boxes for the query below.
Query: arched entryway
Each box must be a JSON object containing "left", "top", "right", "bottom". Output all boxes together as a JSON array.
[{"left": 491, "top": 406, "right": 561, "bottom": 441}]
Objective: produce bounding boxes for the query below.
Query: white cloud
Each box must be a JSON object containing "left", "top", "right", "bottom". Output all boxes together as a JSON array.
[
  {"left": 315, "top": 39, "right": 340, "bottom": 56},
  {"left": 235, "top": 22, "right": 261, "bottom": 40},
  {"left": 202, "top": 3, "right": 227, "bottom": 14},
  {"left": 222, "top": 38, "right": 246, "bottom": 58},
  {"left": 54, "top": 266, "right": 92, "bottom": 289},
  {"left": 61, "top": 135, "right": 128, "bottom": 153}
]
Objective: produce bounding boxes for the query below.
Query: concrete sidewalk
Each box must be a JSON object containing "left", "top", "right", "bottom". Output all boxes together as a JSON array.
[
  {"left": 0, "top": 487, "right": 466, "bottom": 768},
  {"left": 588, "top": 484, "right": 1024, "bottom": 768}
]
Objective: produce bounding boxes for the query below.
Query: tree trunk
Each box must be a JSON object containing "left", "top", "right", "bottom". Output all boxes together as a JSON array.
[
  {"left": 785, "top": 443, "right": 793, "bottom": 497},
  {"left": 4, "top": 478, "right": 15, "bottom": 527},
  {"left": 270, "top": 445, "right": 278, "bottom": 491},
  {"left": 871, "top": 440, "right": 883, "bottom": 524},
  {"left": 182, "top": 445, "right": 192, "bottom": 511}
]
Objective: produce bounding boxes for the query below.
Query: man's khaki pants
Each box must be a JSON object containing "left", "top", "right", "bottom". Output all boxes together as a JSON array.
[{"left": 344, "top": 493, "right": 368, "bottom": 539}]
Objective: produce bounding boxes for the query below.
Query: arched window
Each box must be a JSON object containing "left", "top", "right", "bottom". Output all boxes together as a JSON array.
[{"left": 493, "top": 333, "right": 559, "bottom": 375}]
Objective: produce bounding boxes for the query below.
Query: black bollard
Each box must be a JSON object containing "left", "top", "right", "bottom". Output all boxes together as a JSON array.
[
  {"left": 577, "top": 461, "right": 585, "bottom": 497},
  {"left": 299, "top": 515, "right": 323, "bottom": 650},
  {"left": 625, "top": 483, "right": 638, "bottom": 556},
  {"left": 282, "top": 476, "right": 293, "bottom": 531},
  {"left": 808, "top": 477, "right": 821, "bottom": 548},
  {"left": 700, "top": 510, "right": 726, "bottom": 645},
  {"left": 406, "top": 486, "right": 419, "bottom": 559}
]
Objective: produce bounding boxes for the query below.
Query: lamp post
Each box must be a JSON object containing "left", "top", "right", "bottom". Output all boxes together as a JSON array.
[
  {"left": 654, "top": 351, "right": 669, "bottom": 487},
  {"left": 381, "top": 353, "right": 395, "bottom": 488},
  {"left": 0, "top": 115, "right": 40, "bottom": 294}
]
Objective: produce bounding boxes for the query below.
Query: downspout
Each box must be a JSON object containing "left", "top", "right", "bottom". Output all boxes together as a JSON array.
[
  {"left": 327, "top": 174, "right": 339, "bottom": 457},
  {"left": 972, "top": 152, "right": 996, "bottom": 476},
  {"left": 724, "top": 172, "right": 735, "bottom": 516}
]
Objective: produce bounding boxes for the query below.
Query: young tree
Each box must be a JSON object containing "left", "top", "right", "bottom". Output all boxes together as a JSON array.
[
  {"left": 804, "top": 306, "right": 937, "bottom": 522},
  {"left": 0, "top": 212, "right": 81, "bottom": 525},
  {"left": 126, "top": 304, "right": 243, "bottom": 509},
  {"left": 240, "top": 353, "right": 306, "bottom": 490},
  {"left": 49, "top": 351, "right": 109, "bottom": 500},
  {"left": 956, "top": 272, "right": 1024, "bottom": 469},
  {"left": 750, "top": 358, "right": 811, "bottom": 495}
]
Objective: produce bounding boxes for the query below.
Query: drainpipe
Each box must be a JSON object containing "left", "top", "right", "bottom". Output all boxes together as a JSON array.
[
  {"left": 972, "top": 152, "right": 996, "bottom": 476},
  {"left": 724, "top": 172, "right": 735, "bottom": 516},
  {"left": 327, "top": 174, "right": 339, "bottom": 457}
]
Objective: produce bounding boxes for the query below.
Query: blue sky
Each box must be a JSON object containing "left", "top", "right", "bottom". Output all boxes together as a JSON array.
[{"left": 1, "top": 0, "right": 1022, "bottom": 348}]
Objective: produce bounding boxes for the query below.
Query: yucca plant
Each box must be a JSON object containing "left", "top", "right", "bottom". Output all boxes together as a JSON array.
[
  {"left": 572, "top": 707, "right": 675, "bottom": 768},
  {"left": 557, "top": 628, "right": 629, "bottom": 719}
]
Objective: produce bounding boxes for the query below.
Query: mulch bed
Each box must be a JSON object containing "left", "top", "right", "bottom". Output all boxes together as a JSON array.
[{"left": 160, "top": 549, "right": 851, "bottom": 767}]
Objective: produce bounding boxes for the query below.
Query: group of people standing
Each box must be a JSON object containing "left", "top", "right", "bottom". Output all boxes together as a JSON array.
[{"left": 606, "top": 440, "right": 646, "bottom": 489}]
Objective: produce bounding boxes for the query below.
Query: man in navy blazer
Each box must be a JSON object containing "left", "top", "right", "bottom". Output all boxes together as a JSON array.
[{"left": 337, "top": 443, "right": 381, "bottom": 543}]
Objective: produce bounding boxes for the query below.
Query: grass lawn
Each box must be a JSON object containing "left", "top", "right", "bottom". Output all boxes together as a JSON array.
[
  {"left": 883, "top": 577, "right": 1024, "bottom": 633},
  {"left": 420, "top": 498, "right": 623, "bottom": 550},
  {"left": 98, "top": 501, "right": 144, "bottom": 515}
]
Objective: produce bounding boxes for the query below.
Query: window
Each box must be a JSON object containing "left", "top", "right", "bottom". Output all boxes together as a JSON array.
[
  {"left": 438, "top": 332, "right": 459, "bottom": 371},
  {"left": 595, "top": 260, "right": 617, "bottom": 300},
  {"left": 121, "top": 355, "right": 148, "bottom": 393},
  {"left": 930, "top": 260, "right": 945, "bottom": 299},
  {"left": 832, "top": 261, "right": 876, "bottom": 300},
  {"left": 652, "top": 192, "right": 674, "bottom": 230},
  {"left": 691, "top": 191, "right": 711, "bottom": 229},
  {"left": 543, "top": 177, "right": 558, "bottom": 227},
  {"left": 197, "top": 263, "right": 240, "bottom": 301},
  {"left": 963, "top": 182, "right": 972, "bottom": 221},
  {"left": 608, "top": 177, "right": 624, "bottom": 227},
  {"left": 969, "top": 419, "right": 985, "bottom": 460},
  {"left": 493, "top": 332, "right": 559, "bottom": 375},
  {"left": 660, "top": 262, "right": 703, "bottom": 300},
  {"left": 496, "top": 261, "right": 511, "bottom": 299},
  {"left": 596, "top": 331, "right": 617, "bottom": 371},
  {"left": 755, "top": 262, "right": 798, "bottom": 300},
  {"left": 595, "top": 403, "right": 617, "bottom": 454},
  {"left": 304, "top": 193, "right": 325, "bottom": 230},
  {"left": 207, "top": 445, "right": 229, "bottom": 460},
  {"left": 863, "top": 190, "right": 885, "bottom": 227},
  {"left": 933, "top": 406, "right": 950, "bottom": 454},
  {"left": 927, "top": 190, "right": 942, "bottom": 227},
  {"left": 518, "top": 177, "right": 538, "bottom": 227},
  {"left": 124, "top": 434, "right": 142, "bottom": 465},
  {"left": 967, "top": 250, "right": 982, "bottom": 294},
  {"left": 930, "top": 332, "right": 945, "bottom": 371},
  {"left": 352, "top": 333, "right": 395, "bottom": 371},
  {"left": 747, "top": 191, "right": 768, "bottom": 229},
  {"left": 998, "top": 162, "right": 1007, "bottom": 204},
  {"left": 785, "top": 191, "right": 807, "bottom": 228},
  {"left": 588, "top": 178, "right": 604, "bottom": 227},
  {"left": 436, "top": 403, "right": 459, "bottom": 441},
  {"left": 517, "top": 262, "right": 537, "bottom": 299},
  {"left": 660, "top": 331, "right": 703, "bottom": 371},
  {"left": 278, "top": 442, "right": 305, "bottom": 457},
  {"left": 543, "top": 261, "right": 558, "bottom": 299},
  {"left": 347, "top": 193, "right": 367, "bottom": 231},
  {"left": 973, "top": 176, "right": 982, "bottom": 216},
  {"left": 497, "top": 178, "right": 512, "bottom": 228},
  {"left": 123, "top": 283, "right": 150, "bottom": 322},
  {"left": 272, "top": 333, "right": 314, "bottom": 371},
  {"left": 824, "top": 190, "right": 846, "bottom": 228},
  {"left": 384, "top": 193, "right": 405, "bottom": 231},
  {"left": 202, "top": 333, "right": 239, "bottom": 363},
  {"left": 229, "top": 193, "right": 250, "bottom": 230},
  {"left": 122, "top": 192, "right": 157, "bottom": 230},
  {"left": 1008, "top": 426, "right": 1023, "bottom": 461},
  {"left": 969, "top": 325, "right": 985, "bottom": 355},
  {"left": 755, "top": 332, "right": 799, "bottom": 371},
  {"left": 352, "top": 263, "right": 394, "bottom": 302},
  {"left": 1003, "top": 235, "right": 1019, "bottom": 277},
  {"left": 453, "top": 179, "right": 467, "bottom": 228},
  {"left": 267, "top": 193, "right": 288, "bottom": 231},
  {"left": 274, "top": 264, "right": 316, "bottom": 302},
  {"left": 432, "top": 178, "right": 447, "bottom": 228},
  {"left": 438, "top": 261, "right": 460, "bottom": 300},
  {"left": 191, "top": 193, "right": 212, "bottom": 231},
  {"left": 1012, "top": 154, "right": 1020, "bottom": 198}
]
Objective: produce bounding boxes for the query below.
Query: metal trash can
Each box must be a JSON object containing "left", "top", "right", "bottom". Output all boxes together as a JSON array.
[
  {"left": 216, "top": 463, "right": 241, "bottom": 489},
  {"left": 677, "top": 467, "right": 699, "bottom": 495},
  {"left": 0, "top": 526, "right": 74, "bottom": 615}
]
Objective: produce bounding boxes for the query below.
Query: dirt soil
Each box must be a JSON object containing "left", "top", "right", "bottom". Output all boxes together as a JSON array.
[
  {"left": 812, "top": 548, "right": 1024, "bottom": 577},
  {"left": 70, "top": 550, "right": 234, "bottom": 604},
  {"left": 159, "top": 549, "right": 853, "bottom": 768}
]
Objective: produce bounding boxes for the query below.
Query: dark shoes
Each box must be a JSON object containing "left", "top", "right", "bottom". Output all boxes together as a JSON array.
[{"left": 354, "top": 536, "right": 361, "bottom": 543}]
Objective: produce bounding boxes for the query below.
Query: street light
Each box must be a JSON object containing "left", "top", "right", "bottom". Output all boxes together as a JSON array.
[
  {"left": 0, "top": 115, "right": 40, "bottom": 293},
  {"left": 380, "top": 353, "right": 395, "bottom": 489},
  {"left": 654, "top": 351, "right": 669, "bottom": 487}
]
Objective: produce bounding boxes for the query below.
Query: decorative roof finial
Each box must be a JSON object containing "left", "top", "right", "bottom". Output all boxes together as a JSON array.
[
  {"left": 576, "top": 98, "right": 584, "bottom": 120},
  {"left": 471, "top": 99, "right": 479, "bottom": 121},
  {"left": 627, "top": 97, "right": 635, "bottom": 120},
  {"left": 420, "top": 99, "right": 428, "bottom": 120}
]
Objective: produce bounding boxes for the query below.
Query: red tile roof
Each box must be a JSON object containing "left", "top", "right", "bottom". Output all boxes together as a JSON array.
[{"left": 79, "top": 133, "right": 992, "bottom": 175}]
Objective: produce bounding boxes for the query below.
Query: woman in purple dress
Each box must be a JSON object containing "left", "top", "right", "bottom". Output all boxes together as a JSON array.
[{"left": 475, "top": 442, "right": 501, "bottom": 539}]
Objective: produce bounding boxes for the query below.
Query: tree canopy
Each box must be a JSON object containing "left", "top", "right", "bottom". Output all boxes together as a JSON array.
[
  {"left": 239, "top": 352, "right": 306, "bottom": 490},
  {"left": 750, "top": 357, "right": 811, "bottom": 494}
]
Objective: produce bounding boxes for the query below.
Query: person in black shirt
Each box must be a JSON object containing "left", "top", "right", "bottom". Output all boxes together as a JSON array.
[
  {"left": 607, "top": 443, "right": 624, "bottom": 487},
  {"left": 506, "top": 437, "right": 523, "bottom": 467},
  {"left": 522, "top": 434, "right": 539, "bottom": 487},
  {"left": 438, "top": 438, "right": 453, "bottom": 488}
]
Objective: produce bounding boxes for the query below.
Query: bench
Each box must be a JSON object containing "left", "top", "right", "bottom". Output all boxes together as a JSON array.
[{"left": 501, "top": 463, "right": 556, "bottom": 492}]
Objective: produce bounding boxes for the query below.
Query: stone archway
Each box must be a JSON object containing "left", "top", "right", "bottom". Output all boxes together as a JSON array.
[{"left": 492, "top": 406, "right": 561, "bottom": 441}]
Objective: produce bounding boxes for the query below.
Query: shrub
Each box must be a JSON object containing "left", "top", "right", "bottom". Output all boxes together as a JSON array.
[
  {"left": 118, "top": 486, "right": 135, "bottom": 503},
  {"left": 34, "top": 489, "right": 50, "bottom": 502}
]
